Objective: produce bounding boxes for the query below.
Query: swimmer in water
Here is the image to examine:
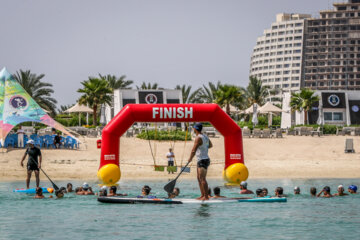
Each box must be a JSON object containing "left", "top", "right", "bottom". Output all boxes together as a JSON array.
[
  {"left": 78, "top": 183, "right": 94, "bottom": 195},
  {"left": 310, "top": 187, "right": 317, "bottom": 197},
  {"left": 348, "top": 185, "right": 358, "bottom": 194},
  {"left": 294, "top": 186, "right": 301, "bottom": 195},
  {"left": 333, "top": 185, "right": 348, "bottom": 196},
  {"left": 275, "top": 187, "right": 286, "bottom": 197},
  {"left": 67, "top": 183, "right": 73, "bottom": 193},
  {"left": 173, "top": 187, "right": 180, "bottom": 197},
  {"left": 55, "top": 189, "right": 64, "bottom": 199},
  {"left": 262, "top": 188, "right": 268, "bottom": 196},
  {"left": 212, "top": 187, "right": 226, "bottom": 198},
  {"left": 256, "top": 188, "right": 265, "bottom": 198},
  {"left": 34, "top": 187, "right": 44, "bottom": 199},
  {"left": 240, "top": 181, "right": 254, "bottom": 194},
  {"left": 138, "top": 185, "right": 156, "bottom": 199},
  {"left": 108, "top": 186, "right": 127, "bottom": 197},
  {"left": 317, "top": 186, "right": 332, "bottom": 198}
]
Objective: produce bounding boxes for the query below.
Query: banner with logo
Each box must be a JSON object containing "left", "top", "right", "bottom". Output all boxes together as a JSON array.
[
  {"left": 321, "top": 92, "right": 346, "bottom": 109},
  {"left": 0, "top": 67, "right": 74, "bottom": 145}
]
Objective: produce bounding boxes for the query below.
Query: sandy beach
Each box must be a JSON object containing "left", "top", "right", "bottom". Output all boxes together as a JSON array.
[{"left": 1, "top": 135, "right": 360, "bottom": 181}]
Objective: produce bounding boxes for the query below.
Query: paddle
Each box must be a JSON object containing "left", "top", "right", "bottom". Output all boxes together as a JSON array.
[
  {"left": 28, "top": 156, "right": 59, "bottom": 191},
  {"left": 164, "top": 161, "right": 190, "bottom": 194}
]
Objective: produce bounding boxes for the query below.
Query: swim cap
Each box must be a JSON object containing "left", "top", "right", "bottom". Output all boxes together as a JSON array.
[
  {"left": 338, "top": 185, "right": 344, "bottom": 189},
  {"left": 294, "top": 186, "right": 300, "bottom": 191},
  {"left": 83, "top": 182, "right": 89, "bottom": 190},
  {"left": 101, "top": 186, "right": 107, "bottom": 191},
  {"left": 348, "top": 185, "right": 358, "bottom": 192},
  {"left": 323, "top": 186, "right": 331, "bottom": 192},
  {"left": 240, "top": 181, "right": 247, "bottom": 187},
  {"left": 193, "top": 123, "right": 203, "bottom": 132},
  {"left": 27, "top": 140, "right": 35, "bottom": 145}
]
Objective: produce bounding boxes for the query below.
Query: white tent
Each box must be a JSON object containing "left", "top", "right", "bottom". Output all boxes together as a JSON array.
[
  {"left": 258, "top": 102, "right": 282, "bottom": 113},
  {"left": 221, "top": 104, "right": 240, "bottom": 113},
  {"left": 243, "top": 104, "right": 262, "bottom": 114},
  {"left": 65, "top": 103, "right": 93, "bottom": 126}
]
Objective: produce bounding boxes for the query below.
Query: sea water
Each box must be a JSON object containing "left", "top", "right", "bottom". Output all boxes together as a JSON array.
[{"left": 1, "top": 178, "right": 360, "bottom": 240}]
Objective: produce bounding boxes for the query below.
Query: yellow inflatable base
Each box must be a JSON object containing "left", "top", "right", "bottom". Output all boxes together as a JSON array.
[
  {"left": 97, "top": 164, "right": 121, "bottom": 185},
  {"left": 223, "top": 163, "right": 249, "bottom": 184}
]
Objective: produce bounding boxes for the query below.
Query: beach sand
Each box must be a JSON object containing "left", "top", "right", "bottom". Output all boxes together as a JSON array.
[{"left": 1, "top": 135, "right": 360, "bottom": 181}]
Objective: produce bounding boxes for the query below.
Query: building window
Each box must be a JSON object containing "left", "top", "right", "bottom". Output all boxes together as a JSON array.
[{"left": 324, "top": 112, "right": 343, "bottom": 121}]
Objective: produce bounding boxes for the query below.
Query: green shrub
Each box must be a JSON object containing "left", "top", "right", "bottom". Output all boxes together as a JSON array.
[
  {"left": 137, "top": 129, "right": 191, "bottom": 141},
  {"left": 323, "top": 124, "right": 337, "bottom": 135}
]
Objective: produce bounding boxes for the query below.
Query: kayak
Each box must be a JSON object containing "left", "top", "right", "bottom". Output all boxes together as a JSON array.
[
  {"left": 98, "top": 196, "right": 287, "bottom": 204},
  {"left": 13, "top": 187, "right": 54, "bottom": 194}
]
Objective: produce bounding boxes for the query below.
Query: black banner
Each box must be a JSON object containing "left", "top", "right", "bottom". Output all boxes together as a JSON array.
[
  {"left": 349, "top": 100, "right": 360, "bottom": 125},
  {"left": 123, "top": 99, "right": 136, "bottom": 107},
  {"left": 322, "top": 92, "right": 346, "bottom": 109},
  {"left": 138, "top": 91, "right": 164, "bottom": 104}
]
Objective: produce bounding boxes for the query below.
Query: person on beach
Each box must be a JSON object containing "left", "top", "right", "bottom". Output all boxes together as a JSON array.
[
  {"left": 333, "top": 185, "right": 348, "bottom": 196},
  {"left": 275, "top": 187, "right": 286, "bottom": 197},
  {"left": 310, "top": 187, "right": 317, "bottom": 197},
  {"left": 20, "top": 140, "right": 42, "bottom": 189},
  {"left": 348, "top": 185, "right": 358, "bottom": 194},
  {"left": 212, "top": 187, "right": 226, "bottom": 198},
  {"left": 54, "top": 133, "right": 62, "bottom": 149},
  {"left": 240, "top": 181, "right": 254, "bottom": 194},
  {"left": 34, "top": 187, "right": 45, "bottom": 199},
  {"left": 17, "top": 126, "right": 25, "bottom": 148},
  {"left": 294, "top": 186, "right": 301, "bottom": 195},
  {"left": 67, "top": 183, "right": 73, "bottom": 193},
  {"left": 256, "top": 189, "right": 265, "bottom": 198},
  {"left": 317, "top": 186, "right": 332, "bottom": 198},
  {"left": 188, "top": 123, "right": 212, "bottom": 201},
  {"left": 166, "top": 148, "right": 175, "bottom": 174}
]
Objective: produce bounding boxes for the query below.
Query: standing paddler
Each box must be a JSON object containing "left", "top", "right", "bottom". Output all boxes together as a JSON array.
[
  {"left": 20, "top": 140, "right": 42, "bottom": 189},
  {"left": 188, "top": 123, "right": 212, "bottom": 200}
]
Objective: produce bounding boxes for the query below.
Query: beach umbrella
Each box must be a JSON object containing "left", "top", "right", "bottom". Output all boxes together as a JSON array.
[
  {"left": 221, "top": 104, "right": 240, "bottom": 114},
  {"left": 252, "top": 103, "right": 258, "bottom": 127},
  {"left": 258, "top": 102, "right": 282, "bottom": 127},
  {"left": 65, "top": 103, "right": 93, "bottom": 126}
]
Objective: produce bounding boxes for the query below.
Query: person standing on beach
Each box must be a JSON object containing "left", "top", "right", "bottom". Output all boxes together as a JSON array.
[
  {"left": 20, "top": 140, "right": 42, "bottom": 189},
  {"left": 17, "top": 126, "right": 25, "bottom": 148},
  {"left": 166, "top": 148, "right": 175, "bottom": 174},
  {"left": 188, "top": 123, "right": 212, "bottom": 201}
]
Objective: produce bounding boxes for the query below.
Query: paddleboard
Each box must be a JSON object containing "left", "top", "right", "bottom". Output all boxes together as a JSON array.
[
  {"left": 98, "top": 196, "right": 287, "bottom": 204},
  {"left": 13, "top": 187, "right": 54, "bottom": 194}
]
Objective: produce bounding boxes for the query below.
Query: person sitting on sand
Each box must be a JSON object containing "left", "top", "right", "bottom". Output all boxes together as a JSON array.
[
  {"left": 262, "top": 188, "right": 268, "bottom": 196},
  {"left": 317, "top": 186, "right": 332, "bottom": 198},
  {"left": 78, "top": 183, "right": 94, "bottom": 195},
  {"left": 275, "top": 187, "right": 286, "bottom": 197},
  {"left": 108, "top": 186, "right": 127, "bottom": 197},
  {"left": 310, "top": 187, "right": 317, "bottom": 197},
  {"left": 240, "top": 181, "right": 254, "bottom": 194},
  {"left": 294, "top": 186, "right": 301, "bottom": 195},
  {"left": 256, "top": 189, "right": 265, "bottom": 198},
  {"left": 212, "top": 187, "right": 226, "bottom": 198},
  {"left": 173, "top": 187, "right": 180, "bottom": 197},
  {"left": 67, "top": 183, "right": 73, "bottom": 193},
  {"left": 348, "top": 185, "right": 358, "bottom": 194},
  {"left": 333, "top": 185, "right": 348, "bottom": 196},
  {"left": 34, "top": 187, "right": 45, "bottom": 199}
]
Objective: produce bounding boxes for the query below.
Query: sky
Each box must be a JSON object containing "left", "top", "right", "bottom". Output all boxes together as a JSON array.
[{"left": 0, "top": 0, "right": 334, "bottom": 107}]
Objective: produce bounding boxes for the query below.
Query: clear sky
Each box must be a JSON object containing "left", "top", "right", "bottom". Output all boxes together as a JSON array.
[{"left": 0, "top": 0, "right": 333, "bottom": 106}]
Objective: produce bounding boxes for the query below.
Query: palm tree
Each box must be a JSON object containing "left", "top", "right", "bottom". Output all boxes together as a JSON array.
[
  {"left": 13, "top": 70, "right": 57, "bottom": 114},
  {"left": 198, "top": 81, "right": 221, "bottom": 103},
  {"left": 136, "top": 82, "right": 159, "bottom": 90},
  {"left": 77, "top": 77, "right": 112, "bottom": 126},
  {"left": 98, "top": 74, "right": 133, "bottom": 90},
  {"left": 246, "top": 76, "right": 269, "bottom": 106},
  {"left": 175, "top": 85, "right": 202, "bottom": 103},
  {"left": 290, "top": 89, "right": 320, "bottom": 125},
  {"left": 214, "top": 84, "right": 245, "bottom": 115}
]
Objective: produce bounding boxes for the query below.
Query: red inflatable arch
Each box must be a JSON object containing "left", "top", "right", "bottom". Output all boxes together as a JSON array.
[{"left": 98, "top": 104, "right": 249, "bottom": 184}]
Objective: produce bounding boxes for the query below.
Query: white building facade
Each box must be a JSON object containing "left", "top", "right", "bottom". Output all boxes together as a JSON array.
[{"left": 249, "top": 13, "right": 311, "bottom": 102}]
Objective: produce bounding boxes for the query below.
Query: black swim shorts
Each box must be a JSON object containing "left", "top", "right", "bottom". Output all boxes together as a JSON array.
[
  {"left": 168, "top": 161, "right": 174, "bottom": 166},
  {"left": 27, "top": 163, "right": 39, "bottom": 171},
  {"left": 197, "top": 159, "right": 210, "bottom": 169}
]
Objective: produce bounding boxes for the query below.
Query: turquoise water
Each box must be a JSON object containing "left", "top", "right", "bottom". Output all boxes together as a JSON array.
[{"left": 1, "top": 178, "right": 360, "bottom": 240}]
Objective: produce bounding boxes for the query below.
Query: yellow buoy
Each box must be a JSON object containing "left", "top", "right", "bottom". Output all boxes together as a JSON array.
[
  {"left": 97, "top": 164, "right": 121, "bottom": 185},
  {"left": 222, "top": 169, "right": 228, "bottom": 182},
  {"left": 224, "top": 163, "right": 249, "bottom": 184}
]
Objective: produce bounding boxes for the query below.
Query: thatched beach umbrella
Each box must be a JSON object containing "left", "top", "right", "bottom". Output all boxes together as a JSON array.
[{"left": 258, "top": 102, "right": 282, "bottom": 127}]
